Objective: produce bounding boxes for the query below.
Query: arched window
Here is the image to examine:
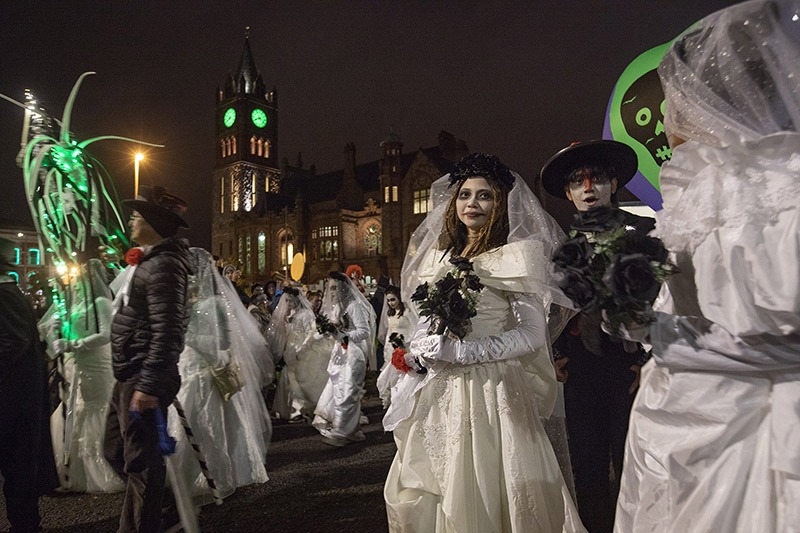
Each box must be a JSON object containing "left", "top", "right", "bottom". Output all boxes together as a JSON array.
[
  {"left": 220, "top": 139, "right": 226, "bottom": 158},
  {"left": 257, "top": 138, "right": 263, "bottom": 157},
  {"left": 364, "top": 223, "right": 381, "bottom": 256},
  {"left": 250, "top": 136, "right": 256, "bottom": 155},
  {"left": 264, "top": 139, "right": 271, "bottom": 158},
  {"left": 257, "top": 231, "right": 266, "bottom": 274},
  {"left": 278, "top": 229, "right": 294, "bottom": 270},
  {"left": 231, "top": 137, "right": 237, "bottom": 155},
  {"left": 220, "top": 177, "right": 225, "bottom": 214},
  {"left": 245, "top": 233, "right": 252, "bottom": 275}
]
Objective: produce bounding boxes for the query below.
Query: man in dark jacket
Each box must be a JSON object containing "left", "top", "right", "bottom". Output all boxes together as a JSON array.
[
  {"left": 541, "top": 140, "right": 653, "bottom": 533},
  {"left": 0, "top": 237, "right": 58, "bottom": 533},
  {"left": 103, "top": 186, "right": 193, "bottom": 533}
]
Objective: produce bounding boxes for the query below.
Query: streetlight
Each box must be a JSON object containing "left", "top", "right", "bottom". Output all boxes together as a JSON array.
[{"left": 134, "top": 152, "right": 145, "bottom": 197}]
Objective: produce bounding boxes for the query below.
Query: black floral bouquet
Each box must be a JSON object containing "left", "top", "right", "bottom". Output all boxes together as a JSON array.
[
  {"left": 411, "top": 256, "right": 484, "bottom": 340},
  {"left": 316, "top": 313, "right": 349, "bottom": 349},
  {"left": 552, "top": 211, "right": 677, "bottom": 333}
]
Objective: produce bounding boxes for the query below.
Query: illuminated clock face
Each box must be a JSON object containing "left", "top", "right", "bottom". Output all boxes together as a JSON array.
[
  {"left": 251, "top": 108, "right": 268, "bottom": 128},
  {"left": 223, "top": 108, "right": 236, "bottom": 128}
]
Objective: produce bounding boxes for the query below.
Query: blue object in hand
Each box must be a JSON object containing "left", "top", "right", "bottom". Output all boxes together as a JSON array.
[{"left": 130, "top": 408, "right": 176, "bottom": 456}]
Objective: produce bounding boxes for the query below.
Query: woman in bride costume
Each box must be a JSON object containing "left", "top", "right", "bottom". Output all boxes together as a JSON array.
[
  {"left": 167, "top": 247, "right": 273, "bottom": 504},
  {"left": 383, "top": 153, "right": 584, "bottom": 532},
  {"left": 312, "top": 271, "right": 376, "bottom": 446},
  {"left": 376, "top": 285, "right": 414, "bottom": 408},
  {"left": 268, "top": 286, "right": 332, "bottom": 423},
  {"left": 42, "top": 259, "right": 123, "bottom": 492},
  {"left": 615, "top": 2, "right": 800, "bottom": 531}
]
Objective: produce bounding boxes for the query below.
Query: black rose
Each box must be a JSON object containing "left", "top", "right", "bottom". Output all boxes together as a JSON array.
[
  {"left": 572, "top": 206, "right": 626, "bottom": 233},
  {"left": 604, "top": 253, "right": 660, "bottom": 304},
  {"left": 411, "top": 282, "right": 429, "bottom": 302},
  {"left": 626, "top": 233, "right": 669, "bottom": 264},
  {"left": 435, "top": 273, "right": 461, "bottom": 296},
  {"left": 448, "top": 292, "right": 472, "bottom": 321},
  {"left": 560, "top": 268, "right": 600, "bottom": 311},
  {"left": 465, "top": 273, "right": 484, "bottom": 292},
  {"left": 449, "top": 255, "right": 474, "bottom": 272},
  {"left": 552, "top": 234, "right": 592, "bottom": 270},
  {"left": 389, "top": 332, "right": 405, "bottom": 349}
]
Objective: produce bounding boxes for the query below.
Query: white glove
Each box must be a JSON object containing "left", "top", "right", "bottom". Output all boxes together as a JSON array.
[{"left": 409, "top": 334, "right": 460, "bottom": 364}]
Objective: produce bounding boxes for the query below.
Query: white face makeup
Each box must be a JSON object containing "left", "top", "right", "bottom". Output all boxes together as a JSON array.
[
  {"left": 565, "top": 169, "right": 617, "bottom": 212},
  {"left": 456, "top": 176, "right": 495, "bottom": 233},
  {"left": 386, "top": 294, "right": 399, "bottom": 310}
]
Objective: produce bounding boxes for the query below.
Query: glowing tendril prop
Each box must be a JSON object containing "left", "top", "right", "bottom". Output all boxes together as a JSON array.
[{"left": 1, "top": 72, "right": 164, "bottom": 267}]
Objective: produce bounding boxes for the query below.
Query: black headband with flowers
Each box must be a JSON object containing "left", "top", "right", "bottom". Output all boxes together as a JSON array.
[{"left": 448, "top": 153, "right": 515, "bottom": 190}]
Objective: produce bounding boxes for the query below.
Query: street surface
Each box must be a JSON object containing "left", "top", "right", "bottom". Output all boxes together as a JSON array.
[{"left": 1, "top": 395, "right": 395, "bottom": 532}]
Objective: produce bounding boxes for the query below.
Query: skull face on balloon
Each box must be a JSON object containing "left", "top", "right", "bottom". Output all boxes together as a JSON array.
[{"left": 619, "top": 68, "right": 672, "bottom": 169}]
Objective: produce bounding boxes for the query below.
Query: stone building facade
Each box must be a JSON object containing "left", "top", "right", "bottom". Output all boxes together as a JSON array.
[{"left": 212, "top": 38, "right": 469, "bottom": 287}]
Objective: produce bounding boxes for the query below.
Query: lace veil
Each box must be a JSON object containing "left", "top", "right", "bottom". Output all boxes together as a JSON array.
[
  {"left": 265, "top": 287, "right": 315, "bottom": 359},
  {"left": 657, "top": 0, "right": 800, "bottom": 251},
  {"left": 320, "top": 273, "right": 377, "bottom": 363},
  {"left": 186, "top": 248, "right": 274, "bottom": 388},
  {"left": 400, "top": 170, "right": 574, "bottom": 329}
]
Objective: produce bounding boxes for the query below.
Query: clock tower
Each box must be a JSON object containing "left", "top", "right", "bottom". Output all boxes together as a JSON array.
[{"left": 213, "top": 33, "right": 280, "bottom": 261}]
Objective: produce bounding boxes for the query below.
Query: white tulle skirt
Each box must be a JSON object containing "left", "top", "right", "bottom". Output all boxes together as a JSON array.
[
  {"left": 168, "top": 349, "right": 271, "bottom": 505},
  {"left": 384, "top": 360, "right": 585, "bottom": 533}
]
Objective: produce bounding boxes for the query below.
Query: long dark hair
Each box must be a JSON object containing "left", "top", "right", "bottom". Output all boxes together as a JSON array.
[
  {"left": 385, "top": 285, "right": 405, "bottom": 317},
  {"left": 442, "top": 154, "right": 513, "bottom": 258}
]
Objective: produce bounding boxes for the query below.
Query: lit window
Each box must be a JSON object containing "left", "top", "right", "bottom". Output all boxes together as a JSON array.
[
  {"left": 220, "top": 139, "right": 225, "bottom": 158},
  {"left": 264, "top": 140, "right": 271, "bottom": 158},
  {"left": 28, "top": 248, "right": 40, "bottom": 266},
  {"left": 392, "top": 186, "right": 399, "bottom": 202},
  {"left": 231, "top": 175, "right": 239, "bottom": 212},
  {"left": 245, "top": 234, "right": 252, "bottom": 275},
  {"left": 364, "top": 223, "right": 381, "bottom": 256},
  {"left": 251, "top": 174, "right": 257, "bottom": 207},
  {"left": 413, "top": 188, "right": 431, "bottom": 214},
  {"left": 250, "top": 136, "right": 256, "bottom": 155},
  {"left": 238, "top": 235, "right": 244, "bottom": 266},
  {"left": 384, "top": 187, "right": 390, "bottom": 203},
  {"left": 220, "top": 177, "right": 225, "bottom": 214},
  {"left": 258, "top": 232, "right": 266, "bottom": 274},
  {"left": 257, "top": 139, "right": 263, "bottom": 157},
  {"left": 232, "top": 137, "right": 237, "bottom": 155}
]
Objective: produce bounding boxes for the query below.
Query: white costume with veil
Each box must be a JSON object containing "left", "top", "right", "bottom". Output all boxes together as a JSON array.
[
  {"left": 376, "top": 296, "right": 414, "bottom": 408},
  {"left": 268, "top": 289, "right": 332, "bottom": 421},
  {"left": 166, "top": 248, "right": 273, "bottom": 504},
  {"left": 383, "top": 170, "right": 584, "bottom": 532},
  {"left": 41, "top": 259, "right": 122, "bottom": 493},
  {"left": 615, "top": 2, "right": 800, "bottom": 531},
  {"left": 312, "top": 275, "right": 377, "bottom": 441}
]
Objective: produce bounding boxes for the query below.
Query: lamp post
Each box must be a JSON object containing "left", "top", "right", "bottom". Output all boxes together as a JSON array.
[{"left": 134, "top": 152, "right": 144, "bottom": 197}]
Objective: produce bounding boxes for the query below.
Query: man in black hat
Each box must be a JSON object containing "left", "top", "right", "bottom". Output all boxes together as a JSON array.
[
  {"left": 0, "top": 237, "right": 58, "bottom": 532},
  {"left": 103, "top": 186, "right": 193, "bottom": 532},
  {"left": 541, "top": 140, "right": 653, "bottom": 533}
]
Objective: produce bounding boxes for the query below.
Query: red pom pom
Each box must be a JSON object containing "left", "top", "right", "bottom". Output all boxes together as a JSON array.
[
  {"left": 391, "top": 347, "right": 411, "bottom": 373},
  {"left": 125, "top": 247, "right": 145, "bottom": 266}
]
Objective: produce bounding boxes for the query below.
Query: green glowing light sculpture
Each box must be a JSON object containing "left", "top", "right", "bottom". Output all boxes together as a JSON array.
[{"left": 1, "top": 72, "right": 163, "bottom": 267}]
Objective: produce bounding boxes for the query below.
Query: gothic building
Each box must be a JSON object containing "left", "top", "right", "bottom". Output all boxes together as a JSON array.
[{"left": 212, "top": 38, "right": 469, "bottom": 287}]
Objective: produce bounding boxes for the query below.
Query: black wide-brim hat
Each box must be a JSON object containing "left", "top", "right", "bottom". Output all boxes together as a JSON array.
[
  {"left": 124, "top": 185, "right": 190, "bottom": 238},
  {"left": 540, "top": 140, "right": 638, "bottom": 199}
]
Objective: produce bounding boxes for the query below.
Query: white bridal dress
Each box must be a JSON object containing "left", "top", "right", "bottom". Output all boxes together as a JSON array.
[
  {"left": 376, "top": 310, "right": 413, "bottom": 408},
  {"left": 616, "top": 3, "right": 800, "bottom": 531},
  {"left": 43, "top": 260, "right": 123, "bottom": 493},
  {"left": 167, "top": 249, "right": 272, "bottom": 504},
  {"left": 384, "top": 242, "right": 585, "bottom": 533}
]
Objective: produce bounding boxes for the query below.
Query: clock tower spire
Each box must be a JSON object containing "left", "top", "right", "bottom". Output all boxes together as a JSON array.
[{"left": 212, "top": 30, "right": 280, "bottom": 261}]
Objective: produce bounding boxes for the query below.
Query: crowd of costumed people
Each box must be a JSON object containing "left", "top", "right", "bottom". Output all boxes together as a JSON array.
[{"left": 2, "top": 2, "right": 798, "bottom": 532}]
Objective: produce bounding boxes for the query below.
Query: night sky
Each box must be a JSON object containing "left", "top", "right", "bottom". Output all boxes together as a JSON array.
[{"left": 0, "top": 1, "right": 739, "bottom": 249}]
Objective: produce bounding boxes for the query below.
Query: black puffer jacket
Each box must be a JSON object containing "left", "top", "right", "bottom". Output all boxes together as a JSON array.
[{"left": 111, "top": 237, "right": 193, "bottom": 403}]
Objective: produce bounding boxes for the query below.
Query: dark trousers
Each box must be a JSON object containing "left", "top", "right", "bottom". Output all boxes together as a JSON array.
[
  {"left": 563, "top": 349, "right": 636, "bottom": 533},
  {"left": 0, "top": 412, "right": 42, "bottom": 532},
  {"left": 104, "top": 380, "right": 167, "bottom": 533}
]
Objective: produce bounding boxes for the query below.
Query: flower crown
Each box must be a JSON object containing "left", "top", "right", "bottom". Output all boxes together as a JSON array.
[{"left": 448, "top": 153, "right": 515, "bottom": 190}]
